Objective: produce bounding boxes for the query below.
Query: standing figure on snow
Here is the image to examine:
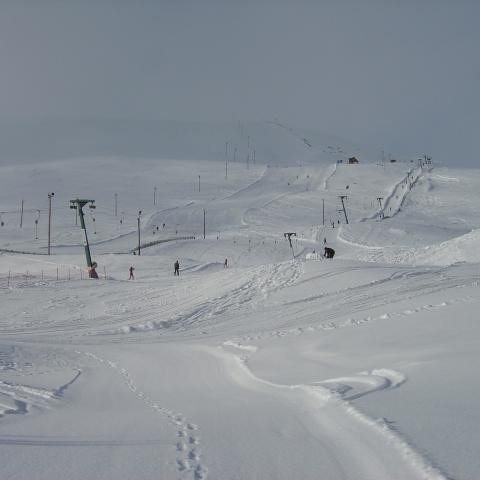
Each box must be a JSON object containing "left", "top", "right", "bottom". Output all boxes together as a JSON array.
[
  {"left": 224, "top": 258, "right": 228, "bottom": 268},
  {"left": 129, "top": 266, "right": 135, "bottom": 280},
  {"left": 174, "top": 259, "right": 180, "bottom": 276},
  {"left": 324, "top": 247, "right": 335, "bottom": 259}
]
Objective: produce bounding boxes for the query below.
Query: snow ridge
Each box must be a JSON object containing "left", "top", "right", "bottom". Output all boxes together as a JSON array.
[{"left": 220, "top": 347, "right": 447, "bottom": 480}]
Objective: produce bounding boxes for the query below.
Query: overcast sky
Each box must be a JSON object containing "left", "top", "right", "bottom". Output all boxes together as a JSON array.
[{"left": 0, "top": 0, "right": 478, "bottom": 165}]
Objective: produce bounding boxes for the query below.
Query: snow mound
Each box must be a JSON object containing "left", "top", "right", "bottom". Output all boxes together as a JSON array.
[
  {"left": 414, "top": 228, "right": 480, "bottom": 266},
  {"left": 305, "top": 252, "right": 323, "bottom": 261}
]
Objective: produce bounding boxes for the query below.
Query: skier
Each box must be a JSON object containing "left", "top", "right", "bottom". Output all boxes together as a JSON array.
[
  {"left": 224, "top": 258, "right": 228, "bottom": 268},
  {"left": 324, "top": 247, "right": 335, "bottom": 259},
  {"left": 129, "top": 266, "right": 135, "bottom": 280},
  {"left": 174, "top": 259, "right": 180, "bottom": 276},
  {"left": 323, "top": 237, "right": 327, "bottom": 245}
]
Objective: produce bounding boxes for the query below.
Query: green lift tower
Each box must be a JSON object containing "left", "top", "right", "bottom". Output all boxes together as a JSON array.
[{"left": 70, "top": 199, "right": 97, "bottom": 276}]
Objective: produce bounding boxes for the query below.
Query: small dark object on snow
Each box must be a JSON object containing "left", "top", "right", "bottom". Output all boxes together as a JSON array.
[
  {"left": 324, "top": 247, "right": 335, "bottom": 259},
  {"left": 89, "top": 261, "right": 99, "bottom": 279},
  {"left": 174, "top": 260, "right": 180, "bottom": 276}
]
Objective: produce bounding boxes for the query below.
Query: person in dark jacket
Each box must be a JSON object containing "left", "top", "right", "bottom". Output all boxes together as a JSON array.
[
  {"left": 174, "top": 259, "right": 180, "bottom": 276},
  {"left": 129, "top": 266, "right": 135, "bottom": 280},
  {"left": 324, "top": 247, "right": 335, "bottom": 259}
]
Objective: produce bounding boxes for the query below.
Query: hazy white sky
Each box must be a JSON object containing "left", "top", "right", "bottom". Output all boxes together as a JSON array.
[{"left": 0, "top": 0, "right": 478, "bottom": 165}]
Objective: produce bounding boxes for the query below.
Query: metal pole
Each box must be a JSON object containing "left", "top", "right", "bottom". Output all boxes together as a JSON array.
[
  {"left": 114, "top": 193, "right": 118, "bottom": 217},
  {"left": 70, "top": 199, "right": 95, "bottom": 269},
  {"left": 47, "top": 193, "right": 54, "bottom": 255},
  {"left": 137, "top": 211, "right": 141, "bottom": 256},
  {"left": 203, "top": 209, "right": 206, "bottom": 239},
  {"left": 253, "top": 149, "right": 256, "bottom": 165},
  {"left": 77, "top": 202, "right": 93, "bottom": 267},
  {"left": 225, "top": 161, "right": 228, "bottom": 180},
  {"left": 339, "top": 196, "right": 349, "bottom": 224},
  {"left": 35, "top": 210, "right": 40, "bottom": 240},
  {"left": 198, "top": 175, "right": 201, "bottom": 193},
  {"left": 154, "top": 187, "right": 157, "bottom": 206},
  {"left": 20, "top": 200, "right": 24, "bottom": 228},
  {"left": 322, "top": 198, "right": 325, "bottom": 226}
]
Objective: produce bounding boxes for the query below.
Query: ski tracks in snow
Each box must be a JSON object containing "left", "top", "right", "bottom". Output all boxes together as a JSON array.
[
  {"left": 111, "top": 259, "right": 303, "bottom": 337},
  {"left": 78, "top": 351, "right": 208, "bottom": 480},
  {"left": 240, "top": 292, "right": 479, "bottom": 343},
  {"left": 219, "top": 345, "right": 447, "bottom": 480},
  {"left": 0, "top": 370, "right": 81, "bottom": 420},
  {"left": 173, "top": 260, "right": 303, "bottom": 332}
]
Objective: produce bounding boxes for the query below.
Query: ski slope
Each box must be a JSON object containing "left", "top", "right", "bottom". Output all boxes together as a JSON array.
[{"left": 1, "top": 124, "right": 479, "bottom": 480}]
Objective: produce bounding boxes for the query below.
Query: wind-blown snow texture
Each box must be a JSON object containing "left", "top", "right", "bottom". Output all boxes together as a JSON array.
[{"left": 1, "top": 122, "right": 479, "bottom": 480}]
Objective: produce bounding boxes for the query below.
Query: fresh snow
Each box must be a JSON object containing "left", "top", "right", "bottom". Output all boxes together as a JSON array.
[{"left": 1, "top": 123, "right": 479, "bottom": 479}]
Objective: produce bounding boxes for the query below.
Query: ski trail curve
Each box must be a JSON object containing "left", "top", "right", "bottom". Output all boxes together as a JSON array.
[{"left": 215, "top": 345, "right": 447, "bottom": 480}]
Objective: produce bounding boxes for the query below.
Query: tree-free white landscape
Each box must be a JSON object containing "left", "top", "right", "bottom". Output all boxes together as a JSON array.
[{"left": 0, "top": 124, "right": 478, "bottom": 480}]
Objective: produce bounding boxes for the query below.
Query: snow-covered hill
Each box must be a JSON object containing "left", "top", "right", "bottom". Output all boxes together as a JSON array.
[
  {"left": 1, "top": 127, "right": 479, "bottom": 480},
  {"left": 0, "top": 118, "right": 376, "bottom": 166}
]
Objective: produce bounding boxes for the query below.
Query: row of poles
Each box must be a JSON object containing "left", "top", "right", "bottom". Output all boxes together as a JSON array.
[
  {"left": 7, "top": 154, "right": 430, "bottom": 269},
  {"left": 3, "top": 266, "right": 108, "bottom": 287}
]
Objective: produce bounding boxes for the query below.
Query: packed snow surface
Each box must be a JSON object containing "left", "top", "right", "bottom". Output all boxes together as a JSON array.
[{"left": 1, "top": 125, "right": 479, "bottom": 479}]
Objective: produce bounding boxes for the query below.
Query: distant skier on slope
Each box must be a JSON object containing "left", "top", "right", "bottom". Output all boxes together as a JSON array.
[
  {"left": 324, "top": 247, "right": 335, "bottom": 259},
  {"left": 174, "top": 259, "right": 180, "bottom": 276},
  {"left": 129, "top": 266, "right": 135, "bottom": 280},
  {"left": 224, "top": 258, "right": 228, "bottom": 268}
]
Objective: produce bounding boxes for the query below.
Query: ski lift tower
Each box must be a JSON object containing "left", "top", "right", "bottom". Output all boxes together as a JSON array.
[
  {"left": 339, "top": 195, "right": 349, "bottom": 224},
  {"left": 284, "top": 232, "right": 297, "bottom": 258},
  {"left": 70, "top": 199, "right": 96, "bottom": 269}
]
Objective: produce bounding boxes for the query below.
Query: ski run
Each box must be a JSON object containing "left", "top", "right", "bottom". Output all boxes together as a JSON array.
[{"left": 1, "top": 125, "right": 479, "bottom": 480}]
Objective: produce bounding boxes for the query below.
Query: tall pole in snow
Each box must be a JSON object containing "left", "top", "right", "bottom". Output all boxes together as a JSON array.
[
  {"left": 198, "top": 175, "right": 201, "bottom": 193},
  {"left": 137, "top": 210, "right": 142, "bottom": 256},
  {"left": 225, "top": 161, "right": 228, "bottom": 180},
  {"left": 322, "top": 198, "right": 325, "bottom": 226},
  {"left": 20, "top": 200, "right": 24, "bottom": 228},
  {"left": 203, "top": 209, "right": 206, "bottom": 239},
  {"left": 114, "top": 193, "right": 118, "bottom": 217},
  {"left": 47, "top": 192, "right": 54, "bottom": 255},
  {"left": 339, "top": 195, "right": 349, "bottom": 224},
  {"left": 70, "top": 199, "right": 95, "bottom": 268},
  {"left": 34, "top": 209, "right": 40, "bottom": 240},
  {"left": 154, "top": 186, "right": 157, "bottom": 206}
]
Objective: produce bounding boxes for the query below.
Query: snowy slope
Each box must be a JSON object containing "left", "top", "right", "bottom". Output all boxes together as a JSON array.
[{"left": 1, "top": 130, "right": 479, "bottom": 480}]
